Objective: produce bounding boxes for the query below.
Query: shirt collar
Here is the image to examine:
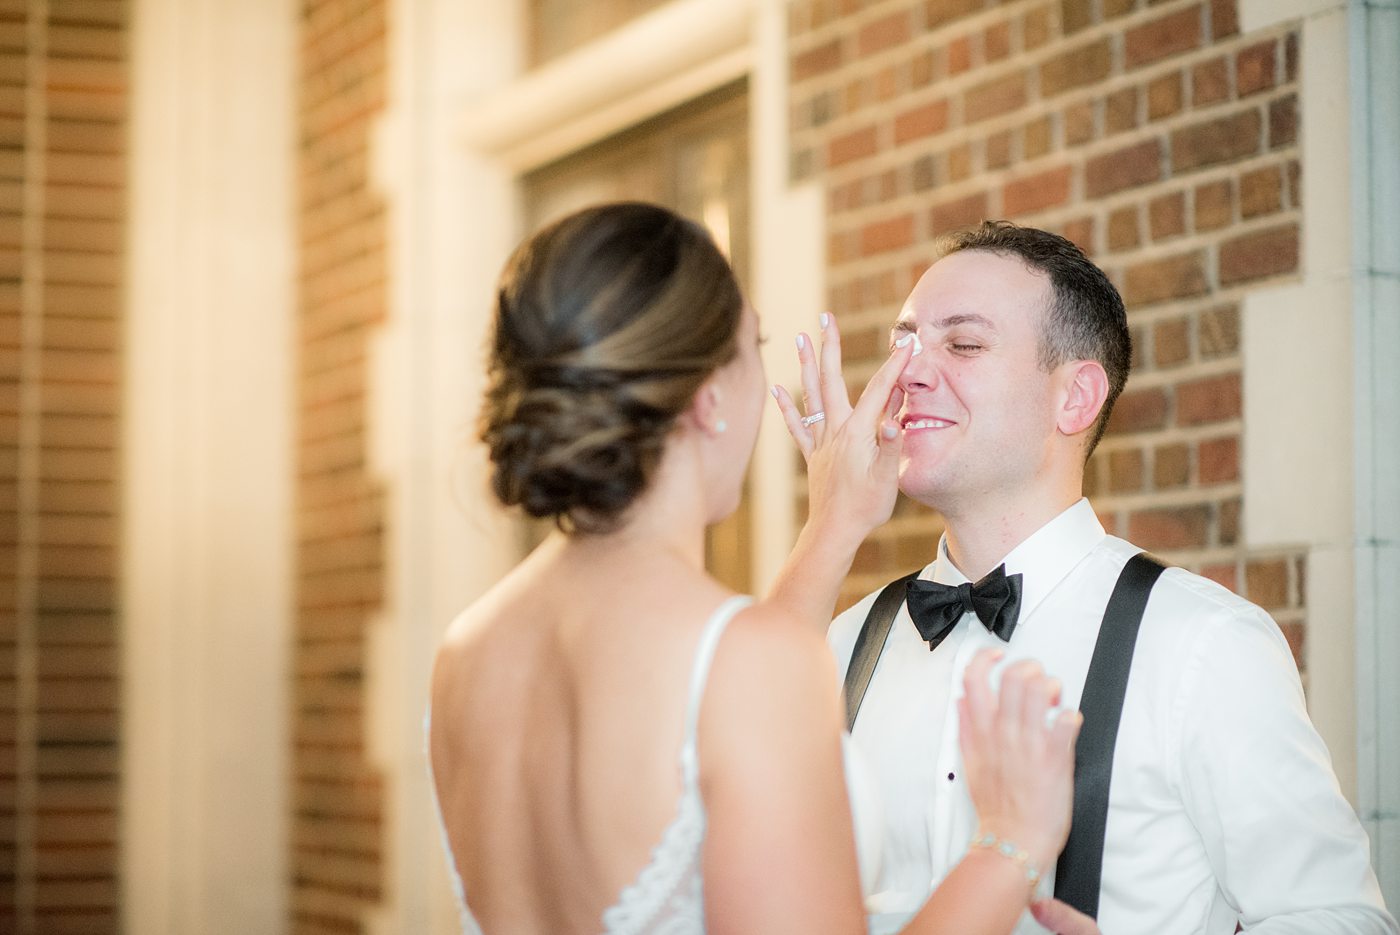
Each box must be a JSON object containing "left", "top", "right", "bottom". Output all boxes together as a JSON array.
[{"left": 928, "top": 498, "right": 1105, "bottom": 621}]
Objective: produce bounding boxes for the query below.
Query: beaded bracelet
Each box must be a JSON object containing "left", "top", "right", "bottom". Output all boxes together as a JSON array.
[{"left": 969, "top": 830, "right": 1042, "bottom": 888}]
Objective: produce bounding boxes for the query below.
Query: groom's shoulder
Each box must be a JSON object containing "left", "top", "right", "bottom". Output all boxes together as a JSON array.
[{"left": 826, "top": 569, "right": 924, "bottom": 670}]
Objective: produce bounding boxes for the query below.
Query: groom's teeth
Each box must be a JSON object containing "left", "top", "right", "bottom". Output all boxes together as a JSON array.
[{"left": 906, "top": 419, "right": 950, "bottom": 430}]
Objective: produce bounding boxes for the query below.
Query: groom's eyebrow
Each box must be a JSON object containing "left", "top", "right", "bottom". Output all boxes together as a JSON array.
[{"left": 890, "top": 313, "right": 998, "bottom": 334}]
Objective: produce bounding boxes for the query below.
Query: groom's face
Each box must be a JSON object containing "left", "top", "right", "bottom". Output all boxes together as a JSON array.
[{"left": 892, "top": 249, "right": 1062, "bottom": 510}]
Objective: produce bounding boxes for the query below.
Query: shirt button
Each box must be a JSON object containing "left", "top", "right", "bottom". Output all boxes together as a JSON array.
[{"left": 947, "top": 772, "right": 956, "bottom": 782}]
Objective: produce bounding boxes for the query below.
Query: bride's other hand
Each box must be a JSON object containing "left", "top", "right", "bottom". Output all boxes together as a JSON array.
[
  {"left": 957, "top": 650, "right": 1081, "bottom": 875},
  {"left": 771, "top": 314, "right": 913, "bottom": 538},
  {"left": 1031, "top": 898, "right": 1103, "bottom": 935}
]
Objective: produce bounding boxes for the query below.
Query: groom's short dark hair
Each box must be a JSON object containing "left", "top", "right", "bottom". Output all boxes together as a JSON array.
[{"left": 935, "top": 221, "right": 1130, "bottom": 456}]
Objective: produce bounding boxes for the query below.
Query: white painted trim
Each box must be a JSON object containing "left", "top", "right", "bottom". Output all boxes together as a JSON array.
[
  {"left": 123, "top": 0, "right": 295, "bottom": 932},
  {"left": 1240, "top": 0, "right": 1346, "bottom": 32},
  {"left": 750, "top": 0, "right": 825, "bottom": 591},
  {"left": 457, "top": 0, "right": 754, "bottom": 171},
  {"left": 365, "top": 2, "right": 522, "bottom": 933},
  {"left": 1347, "top": 0, "right": 1400, "bottom": 906}
]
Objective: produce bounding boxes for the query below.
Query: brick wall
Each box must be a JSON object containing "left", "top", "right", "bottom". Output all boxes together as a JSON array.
[
  {"left": 295, "top": 0, "right": 388, "bottom": 931},
  {"left": 0, "top": 0, "right": 126, "bottom": 932},
  {"left": 789, "top": 0, "right": 1306, "bottom": 660}
]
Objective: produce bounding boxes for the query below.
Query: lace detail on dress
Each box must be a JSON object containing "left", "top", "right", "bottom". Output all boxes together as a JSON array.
[{"left": 597, "top": 595, "right": 752, "bottom": 935}]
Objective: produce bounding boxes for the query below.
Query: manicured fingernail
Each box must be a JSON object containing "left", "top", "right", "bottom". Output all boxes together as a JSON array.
[
  {"left": 770, "top": 385, "right": 780, "bottom": 399},
  {"left": 894, "top": 333, "right": 913, "bottom": 348},
  {"left": 796, "top": 334, "right": 806, "bottom": 350},
  {"left": 882, "top": 423, "right": 898, "bottom": 440},
  {"left": 819, "top": 312, "right": 830, "bottom": 329}
]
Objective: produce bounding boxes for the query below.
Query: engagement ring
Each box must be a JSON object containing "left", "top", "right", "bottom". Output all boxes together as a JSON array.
[{"left": 801, "top": 411, "right": 826, "bottom": 427}]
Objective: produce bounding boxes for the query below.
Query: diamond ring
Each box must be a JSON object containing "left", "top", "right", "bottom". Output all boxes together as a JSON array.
[{"left": 801, "top": 411, "right": 826, "bottom": 427}]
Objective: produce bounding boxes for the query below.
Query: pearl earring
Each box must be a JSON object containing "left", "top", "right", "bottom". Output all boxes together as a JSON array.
[{"left": 715, "top": 419, "right": 727, "bottom": 434}]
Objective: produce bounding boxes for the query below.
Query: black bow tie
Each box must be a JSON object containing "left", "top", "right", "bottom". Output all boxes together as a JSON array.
[{"left": 905, "top": 565, "right": 1023, "bottom": 652}]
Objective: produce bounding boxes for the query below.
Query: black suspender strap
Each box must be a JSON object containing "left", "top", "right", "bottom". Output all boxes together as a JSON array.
[
  {"left": 1053, "top": 551, "right": 1167, "bottom": 918},
  {"left": 842, "top": 571, "right": 920, "bottom": 732}
]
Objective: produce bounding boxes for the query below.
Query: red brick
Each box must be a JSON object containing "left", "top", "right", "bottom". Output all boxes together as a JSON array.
[
  {"left": 948, "top": 142, "right": 974, "bottom": 181},
  {"left": 1200, "top": 305, "right": 1240, "bottom": 357},
  {"left": 1219, "top": 496, "right": 1241, "bottom": 546},
  {"left": 985, "top": 21, "right": 1011, "bottom": 61},
  {"left": 1024, "top": 116, "right": 1054, "bottom": 158},
  {"left": 926, "top": 0, "right": 985, "bottom": 28},
  {"left": 875, "top": 65, "right": 900, "bottom": 102},
  {"left": 948, "top": 35, "right": 972, "bottom": 75},
  {"left": 1287, "top": 159, "right": 1301, "bottom": 207},
  {"left": 1269, "top": 93, "right": 1298, "bottom": 148},
  {"left": 1023, "top": 6, "right": 1052, "bottom": 49},
  {"left": 860, "top": 215, "right": 915, "bottom": 256},
  {"left": 1148, "top": 72, "right": 1185, "bottom": 120},
  {"left": 1210, "top": 0, "right": 1239, "bottom": 38},
  {"left": 1201, "top": 562, "right": 1238, "bottom": 592},
  {"left": 1219, "top": 224, "right": 1299, "bottom": 285},
  {"left": 1108, "top": 206, "right": 1140, "bottom": 252},
  {"left": 1062, "top": 217, "right": 1095, "bottom": 253},
  {"left": 828, "top": 125, "right": 878, "bottom": 167},
  {"left": 1192, "top": 57, "right": 1230, "bottom": 106},
  {"left": 859, "top": 11, "right": 912, "bottom": 55},
  {"left": 793, "top": 39, "right": 843, "bottom": 82},
  {"left": 910, "top": 48, "right": 940, "bottom": 88},
  {"left": 1149, "top": 191, "right": 1186, "bottom": 240},
  {"left": 1194, "top": 179, "right": 1233, "bottom": 230},
  {"left": 1104, "top": 0, "right": 1135, "bottom": 17},
  {"left": 1171, "top": 109, "right": 1262, "bottom": 172},
  {"left": 1062, "top": 0, "right": 1093, "bottom": 34},
  {"left": 965, "top": 72, "right": 1027, "bottom": 123},
  {"left": 1106, "top": 87, "right": 1140, "bottom": 135},
  {"left": 1154, "top": 316, "right": 1190, "bottom": 366},
  {"left": 1235, "top": 40, "right": 1277, "bottom": 97},
  {"left": 1128, "top": 505, "right": 1211, "bottom": 550},
  {"left": 1240, "top": 166, "right": 1282, "bottom": 218},
  {"left": 1126, "top": 6, "right": 1203, "bottom": 69},
  {"left": 1245, "top": 558, "right": 1289, "bottom": 610},
  {"left": 1086, "top": 139, "right": 1162, "bottom": 197},
  {"left": 1106, "top": 387, "right": 1169, "bottom": 434},
  {"left": 1065, "top": 100, "right": 1096, "bottom": 145},
  {"left": 894, "top": 98, "right": 950, "bottom": 145},
  {"left": 1285, "top": 32, "right": 1299, "bottom": 82},
  {"left": 1039, "top": 39, "right": 1112, "bottom": 97},
  {"left": 1003, "top": 165, "right": 1073, "bottom": 217},
  {"left": 1109, "top": 447, "right": 1144, "bottom": 492},
  {"left": 930, "top": 191, "right": 988, "bottom": 233},
  {"left": 1177, "top": 372, "right": 1241, "bottom": 425},
  {"left": 986, "top": 130, "right": 1014, "bottom": 170},
  {"left": 1154, "top": 442, "right": 1191, "bottom": 487},
  {"left": 1198, "top": 435, "right": 1239, "bottom": 483},
  {"left": 1123, "top": 251, "right": 1209, "bottom": 307}
]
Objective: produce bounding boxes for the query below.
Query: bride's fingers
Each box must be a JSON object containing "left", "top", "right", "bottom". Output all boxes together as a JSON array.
[
  {"left": 771, "top": 384, "right": 815, "bottom": 459},
  {"left": 795, "top": 333, "right": 826, "bottom": 438},
  {"left": 851, "top": 335, "right": 915, "bottom": 427},
  {"left": 817, "top": 314, "right": 853, "bottom": 421}
]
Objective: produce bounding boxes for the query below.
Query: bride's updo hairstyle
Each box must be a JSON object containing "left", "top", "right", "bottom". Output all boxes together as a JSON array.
[{"left": 481, "top": 202, "right": 744, "bottom": 534}]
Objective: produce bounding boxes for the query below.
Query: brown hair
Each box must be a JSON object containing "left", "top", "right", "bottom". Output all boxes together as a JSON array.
[
  {"left": 480, "top": 202, "right": 743, "bottom": 534},
  {"left": 936, "top": 220, "right": 1131, "bottom": 455}
]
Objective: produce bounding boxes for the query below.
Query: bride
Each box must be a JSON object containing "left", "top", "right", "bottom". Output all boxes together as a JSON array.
[{"left": 428, "top": 202, "right": 1098, "bottom": 935}]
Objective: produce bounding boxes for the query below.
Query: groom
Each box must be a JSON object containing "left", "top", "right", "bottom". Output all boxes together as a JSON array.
[{"left": 828, "top": 222, "right": 1397, "bottom": 934}]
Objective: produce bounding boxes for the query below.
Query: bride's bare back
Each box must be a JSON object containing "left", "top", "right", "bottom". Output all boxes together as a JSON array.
[{"left": 428, "top": 537, "right": 748, "bottom": 934}]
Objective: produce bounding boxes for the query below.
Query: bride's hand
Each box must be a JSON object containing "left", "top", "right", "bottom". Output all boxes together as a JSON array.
[
  {"left": 771, "top": 314, "right": 914, "bottom": 538},
  {"left": 958, "top": 650, "right": 1081, "bottom": 875}
]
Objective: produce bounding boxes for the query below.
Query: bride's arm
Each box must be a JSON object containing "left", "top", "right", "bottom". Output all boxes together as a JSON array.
[
  {"left": 698, "top": 619, "right": 1091, "bottom": 935},
  {"left": 764, "top": 316, "right": 912, "bottom": 630}
]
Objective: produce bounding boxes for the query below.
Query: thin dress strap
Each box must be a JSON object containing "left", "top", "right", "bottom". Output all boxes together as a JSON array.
[{"left": 678, "top": 595, "right": 752, "bottom": 786}]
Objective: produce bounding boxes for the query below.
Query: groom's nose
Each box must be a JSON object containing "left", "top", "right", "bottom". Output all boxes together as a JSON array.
[{"left": 896, "top": 338, "right": 938, "bottom": 394}]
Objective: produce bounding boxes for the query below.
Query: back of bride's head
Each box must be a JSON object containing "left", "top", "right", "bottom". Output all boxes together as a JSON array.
[{"left": 481, "top": 202, "right": 743, "bottom": 534}]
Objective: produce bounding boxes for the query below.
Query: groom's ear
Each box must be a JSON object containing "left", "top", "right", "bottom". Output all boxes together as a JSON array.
[{"left": 1056, "top": 360, "right": 1110, "bottom": 438}]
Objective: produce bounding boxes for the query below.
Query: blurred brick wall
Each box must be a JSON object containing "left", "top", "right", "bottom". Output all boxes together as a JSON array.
[
  {"left": 789, "top": 0, "right": 1306, "bottom": 661},
  {"left": 0, "top": 0, "right": 126, "bottom": 931},
  {"left": 295, "top": 0, "right": 388, "bottom": 931}
]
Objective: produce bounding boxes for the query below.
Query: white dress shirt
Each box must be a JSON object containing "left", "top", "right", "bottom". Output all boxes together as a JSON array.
[{"left": 830, "top": 499, "right": 1397, "bottom": 935}]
